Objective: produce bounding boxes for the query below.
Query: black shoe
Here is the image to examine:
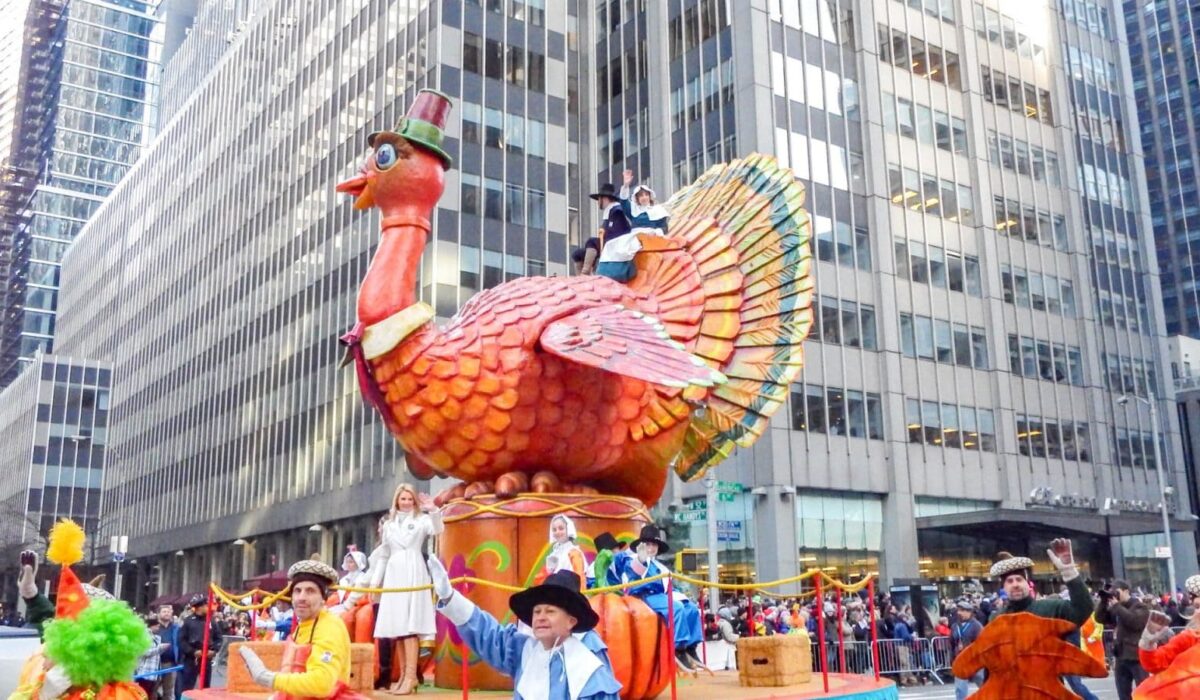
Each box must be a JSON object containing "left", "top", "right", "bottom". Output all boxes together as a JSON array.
[{"left": 675, "top": 649, "right": 698, "bottom": 671}]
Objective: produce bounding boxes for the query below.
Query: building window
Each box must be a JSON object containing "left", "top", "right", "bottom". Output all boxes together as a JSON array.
[
  {"left": 878, "top": 25, "right": 962, "bottom": 89},
  {"left": 900, "top": 313, "right": 988, "bottom": 369},
  {"left": 812, "top": 297, "right": 877, "bottom": 350},
  {"left": 1016, "top": 416, "right": 1091, "bottom": 462},
  {"left": 907, "top": 399, "right": 995, "bottom": 451},
  {"left": 888, "top": 165, "right": 972, "bottom": 222},
  {"left": 981, "top": 65, "right": 1053, "bottom": 125},
  {"left": 993, "top": 196, "right": 1068, "bottom": 251},
  {"left": 789, "top": 382, "right": 883, "bottom": 440},
  {"left": 461, "top": 173, "right": 481, "bottom": 216},
  {"left": 1007, "top": 334, "right": 1085, "bottom": 385},
  {"left": 795, "top": 491, "right": 883, "bottom": 582},
  {"left": 882, "top": 95, "right": 969, "bottom": 157},
  {"left": 894, "top": 240, "right": 982, "bottom": 296}
]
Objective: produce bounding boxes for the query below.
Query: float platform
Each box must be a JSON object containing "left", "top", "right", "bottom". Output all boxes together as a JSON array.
[{"left": 186, "top": 671, "right": 898, "bottom": 699}]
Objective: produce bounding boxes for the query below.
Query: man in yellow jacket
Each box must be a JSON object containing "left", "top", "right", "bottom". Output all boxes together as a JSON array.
[{"left": 238, "top": 560, "right": 361, "bottom": 699}]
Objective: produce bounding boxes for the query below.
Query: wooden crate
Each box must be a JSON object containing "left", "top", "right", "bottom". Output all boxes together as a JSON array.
[
  {"left": 226, "top": 641, "right": 376, "bottom": 692},
  {"left": 736, "top": 634, "right": 813, "bottom": 687}
]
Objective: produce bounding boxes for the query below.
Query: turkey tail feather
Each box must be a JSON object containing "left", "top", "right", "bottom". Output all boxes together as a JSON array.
[{"left": 661, "top": 154, "right": 813, "bottom": 481}]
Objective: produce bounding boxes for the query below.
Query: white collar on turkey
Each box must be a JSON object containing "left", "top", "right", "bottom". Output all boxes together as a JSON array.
[{"left": 516, "top": 633, "right": 601, "bottom": 700}]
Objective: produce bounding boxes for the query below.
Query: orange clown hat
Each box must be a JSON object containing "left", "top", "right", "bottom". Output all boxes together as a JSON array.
[{"left": 46, "top": 519, "right": 93, "bottom": 619}]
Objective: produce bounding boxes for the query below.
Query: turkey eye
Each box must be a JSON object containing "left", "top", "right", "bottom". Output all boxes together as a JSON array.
[{"left": 375, "top": 143, "right": 397, "bottom": 169}]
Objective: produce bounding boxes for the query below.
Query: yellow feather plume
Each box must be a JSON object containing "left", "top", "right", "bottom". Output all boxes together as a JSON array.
[{"left": 46, "top": 519, "right": 85, "bottom": 566}]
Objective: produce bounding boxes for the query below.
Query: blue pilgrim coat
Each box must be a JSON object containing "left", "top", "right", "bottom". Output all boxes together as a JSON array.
[
  {"left": 608, "top": 551, "right": 703, "bottom": 648},
  {"left": 438, "top": 593, "right": 622, "bottom": 700}
]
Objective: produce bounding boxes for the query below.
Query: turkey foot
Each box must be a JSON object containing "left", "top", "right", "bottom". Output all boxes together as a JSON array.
[{"left": 433, "top": 471, "right": 600, "bottom": 506}]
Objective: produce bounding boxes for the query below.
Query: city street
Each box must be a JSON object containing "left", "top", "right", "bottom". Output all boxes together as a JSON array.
[{"left": 898, "top": 676, "right": 1118, "bottom": 699}]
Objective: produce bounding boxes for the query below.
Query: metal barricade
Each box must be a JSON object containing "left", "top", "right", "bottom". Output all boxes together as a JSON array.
[{"left": 869, "top": 638, "right": 947, "bottom": 685}]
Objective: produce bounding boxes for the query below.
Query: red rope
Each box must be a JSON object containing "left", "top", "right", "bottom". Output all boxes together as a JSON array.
[
  {"left": 460, "top": 639, "right": 469, "bottom": 700},
  {"left": 666, "top": 576, "right": 678, "bottom": 700},
  {"left": 198, "top": 588, "right": 214, "bottom": 689},
  {"left": 698, "top": 587, "right": 708, "bottom": 667},
  {"left": 836, "top": 590, "right": 846, "bottom": 673},
  {"left": 815, "top": 577, "right": 828, "bottom": 693},
  {"left": 868, "top": 579, "right": 881, "bottom": 682}
]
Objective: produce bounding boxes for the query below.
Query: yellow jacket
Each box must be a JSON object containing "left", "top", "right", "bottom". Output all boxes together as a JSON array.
[{"left": 272, "top": 608, "right": 352, "bottom": 698}]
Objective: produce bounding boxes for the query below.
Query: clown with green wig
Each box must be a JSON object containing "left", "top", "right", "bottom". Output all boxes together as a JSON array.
[{"left": 9, "top": 520, "right": 153, "bottom": 700}]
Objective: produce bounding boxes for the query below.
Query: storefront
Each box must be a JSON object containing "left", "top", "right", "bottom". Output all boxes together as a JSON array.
[{"left": 914, "top": 495, "right": 1195, "bottom": 594}]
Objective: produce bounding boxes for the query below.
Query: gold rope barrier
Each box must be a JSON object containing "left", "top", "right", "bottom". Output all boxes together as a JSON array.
[{"left": 210, "top": 567, "right": 872, "bottom": 612}]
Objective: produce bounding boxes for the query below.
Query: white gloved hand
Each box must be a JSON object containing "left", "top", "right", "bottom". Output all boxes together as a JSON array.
[
  {"left": 1046, "top": 538, "right": 1079, "bottom": 582},
  {"left": 427, "top": 556, "right": 454, "bottom": 602},
  {"left": 38, "top": 665, "right": 71, "bottom": 700},
  {"left": 636, "top": 542, "right": 651, "bottom": 564},
  {"left": 239, "top": 645, "right": 276, "bottom": 688},
  {"left": 1139, "top": 626, "right": 1174, "bottom": 650},
  {"left": 18, "top": 550, "right": 37, "bottom": 599}
]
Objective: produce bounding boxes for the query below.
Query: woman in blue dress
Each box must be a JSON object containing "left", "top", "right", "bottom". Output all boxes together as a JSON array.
[
  {"left": 607, "top": 525, "right": 705, "bottom": 671},
  {"left": 427, "top": 557, "right": 622, "bottom": 700}
]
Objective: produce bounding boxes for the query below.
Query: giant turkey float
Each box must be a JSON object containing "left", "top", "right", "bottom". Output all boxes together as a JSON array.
[{"left": 213, "top": 89, "right": 908, "bottom": 700}]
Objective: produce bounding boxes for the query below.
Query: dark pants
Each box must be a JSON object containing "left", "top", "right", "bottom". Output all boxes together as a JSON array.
[
  {"left": 377, "top": 635, "right": 395, "bottom": 687},
  {"left": 1114, "top": 658, "right": 1146, "bottom": 700},
  {"left": 181, "top": 661, "right": 211, "bottom": 691}
]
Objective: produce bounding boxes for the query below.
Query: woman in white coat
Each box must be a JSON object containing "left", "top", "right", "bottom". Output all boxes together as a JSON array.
[{"left": 371, "top": 483, "right": 443, "bottom": 694}]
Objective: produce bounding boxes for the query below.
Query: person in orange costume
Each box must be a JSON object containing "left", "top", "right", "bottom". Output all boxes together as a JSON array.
[
  {"left": 328, "top": 547, "right": 374, "bottom": 643},
  {"left": 537, "top": 514, "right": 587, "bottom": 584},
  {"left": 1138, "top": 575, "right": 1200, "bottom": 674},
  {"left": 1083, "top": 613, "right": 1107, "bottom": 669}
]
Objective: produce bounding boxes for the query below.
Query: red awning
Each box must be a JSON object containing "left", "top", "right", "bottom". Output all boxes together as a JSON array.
[{"left": 243, "top": 569, "right": 289, "bottom": 592}]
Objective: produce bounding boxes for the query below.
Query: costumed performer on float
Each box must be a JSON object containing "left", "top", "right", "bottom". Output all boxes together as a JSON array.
[
  {"left": 369, "top": 483, "right": 443, "bottom": 695},
  {"left": 426, "top": 556, "right": 622, "bottom": 699},
  {"left": 328, "top": 546, "right": 374, "bottom": 644},
  {"left": 11, "top": 519, "right": 153, "bottom": 700},
  {"left": 1138, "top": 575, "right": 1200, "bottom": 674},
  {"left": 589, "top": 533, "right": 620, "bottom": 590},
  {"left": 606, "top": 524, "right": 704, "bottom": 671},
  {"left": 619, "top": 169, "right": 669, "bottom": 236},
  {"left": 950, "top": 540, "right": 1099, "bottom": 696},
  {"left": 238, "top": 560, "right": 368, "bottom": 700},
  {"left": 539, "top": 514, "right": 587, "bottom": 584}
]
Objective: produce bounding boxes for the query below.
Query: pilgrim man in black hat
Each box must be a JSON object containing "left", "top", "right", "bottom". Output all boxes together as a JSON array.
[
  {"left": 426, "top": 557, "right": 622, "bottom": 699},
  {"left": 589, "top": 182, "right": 635, "bottom": 282},
  {"left": 608, "top": 525, "right": 705, "bottom": 671}
]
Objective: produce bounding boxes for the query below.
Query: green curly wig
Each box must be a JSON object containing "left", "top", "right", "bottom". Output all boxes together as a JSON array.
[{"left": 43, "top": 599, "right": 151, "bottom": 686}]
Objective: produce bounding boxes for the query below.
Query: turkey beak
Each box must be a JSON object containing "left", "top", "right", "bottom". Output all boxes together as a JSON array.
[{"left": 336, "top": 170, "right": 375, "bottom": 210}]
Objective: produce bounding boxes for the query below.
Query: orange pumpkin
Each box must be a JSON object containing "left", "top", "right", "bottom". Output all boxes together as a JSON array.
[{"left": 590, "top": 593, "right": 672, "bottom": 700}]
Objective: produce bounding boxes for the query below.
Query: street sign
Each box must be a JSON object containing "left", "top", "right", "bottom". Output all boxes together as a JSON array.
[
  {"left": 686, "top": 499, "right": 707, "bottom": 511},
  {"left": 673, "top": 510, "right": 707, "bottom": 523},
  {"left": 716, "top": 480, "right": 743, "bottom": 493},
  {"left": 716, "top": 520, "right": 742, "bottom": 542},
  {"left": 718, "top": 492, "right": 735, "bottom": 502},
  {"left": 1155, "top": 546, "right": 1173, "bottom": 559}
]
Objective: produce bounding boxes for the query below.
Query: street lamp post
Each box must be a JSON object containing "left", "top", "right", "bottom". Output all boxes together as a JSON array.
[
  {"left": 110, "top": 535, "right": 128, "bottom": 600},
  {"left": 1119, "top": 392, "right": 1177, "bottom": 596}
]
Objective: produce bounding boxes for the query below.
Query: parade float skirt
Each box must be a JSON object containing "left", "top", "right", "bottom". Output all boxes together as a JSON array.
[
  {"left": 434, "top": 493, "right": 654, "bottom": 691},
  {"left": 184, "top": 672, "right": 897, "bottom": 700}
]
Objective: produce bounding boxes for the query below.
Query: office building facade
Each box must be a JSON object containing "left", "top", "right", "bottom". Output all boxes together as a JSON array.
[
  {"left": 51, "top": 0, "right": 578, "bottom": 603},
  {"left": 1123, "top": 0, "right": 1200, "bottom": 338},
  {"left": 0, "top": 0, "right": 160, "bottom": 388},
  {"left": 626, "top": 0, "right": 1194, "bottom": 592},
  {"left": 0, "top": 354, "right": 111, "bottom": 597},
  {"left": 40, "top": 0, "right": 1195, "bottom": 602}
]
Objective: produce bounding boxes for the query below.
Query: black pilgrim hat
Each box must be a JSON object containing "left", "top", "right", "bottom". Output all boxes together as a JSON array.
[
  {"left": 593, "top": 532, "right": 620, "bottom": 552},
  {"left": 589, "top": 183, "right": 620, "bottom": 201},
  {"left": 630, "top": 525, "right": 670, "bottom": 555},
  {"left": 508, "top": 570, "right": 599, "bottom": 632}
]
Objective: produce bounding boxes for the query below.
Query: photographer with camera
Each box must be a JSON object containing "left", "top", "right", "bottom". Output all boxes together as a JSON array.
[{"left": 1096, "top": 579, "right": 1149, "bottom": 700}]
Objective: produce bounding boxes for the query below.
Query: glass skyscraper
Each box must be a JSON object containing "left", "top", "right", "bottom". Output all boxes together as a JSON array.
[
  {"left": 0, "top": 0, "right": 160, "bottom": 387},
  {"left": 31, "top": 0, "right": 1198, "bottom": 600},
  {"left": 1123, "top": 1, "right": 1200, "bottom": 338}
]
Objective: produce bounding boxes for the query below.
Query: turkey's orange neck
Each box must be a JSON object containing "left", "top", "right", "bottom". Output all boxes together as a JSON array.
[{"left": 358, "top": 213, "right": 430, "bottom": 326}]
